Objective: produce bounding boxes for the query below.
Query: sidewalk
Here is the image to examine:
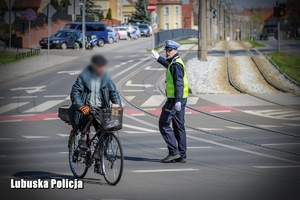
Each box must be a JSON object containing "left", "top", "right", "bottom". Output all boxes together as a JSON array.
[{"left": 0, "top": 53, "right": 78, "bottom": 84}]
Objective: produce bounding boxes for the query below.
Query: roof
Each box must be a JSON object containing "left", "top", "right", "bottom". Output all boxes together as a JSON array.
[
  {"left": 156, "top": 0, "right": 182, "bottom": 5},
  {"left": 0, "top": 0, "right": 42, "bottom": 10}
]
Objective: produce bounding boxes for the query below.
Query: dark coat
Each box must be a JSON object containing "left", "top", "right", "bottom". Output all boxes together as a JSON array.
[
  {"left": 157, "top": 53, "right": 184, "bottom": 101},
  {"left": 68, "top": 66, "right": 121, "bottom": 133}
]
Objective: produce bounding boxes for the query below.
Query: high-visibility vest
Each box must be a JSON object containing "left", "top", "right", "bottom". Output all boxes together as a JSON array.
[{"left": 166, "top": 57, "right": 189, "bottom": 98}]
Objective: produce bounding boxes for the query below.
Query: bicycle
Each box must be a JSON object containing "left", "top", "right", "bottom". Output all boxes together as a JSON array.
[{"left": 58, "top": 106, "right": 124, "bottom": 185}]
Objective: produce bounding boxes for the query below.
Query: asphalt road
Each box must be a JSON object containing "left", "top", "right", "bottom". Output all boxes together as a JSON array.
[{"left": 0, "top": 38, "right": 299, "bottom": 200}]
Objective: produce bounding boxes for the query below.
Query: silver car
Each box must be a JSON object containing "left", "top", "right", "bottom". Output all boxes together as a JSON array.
[
  {"left": 113, "top": 27, "right": 127, "bottom": 40},
  {"left": 133, "top": 26, "right": 141, "bottom": 38}
]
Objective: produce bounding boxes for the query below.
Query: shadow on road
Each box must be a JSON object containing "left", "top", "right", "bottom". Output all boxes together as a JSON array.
[
  {"left": 12, "top": 171, "right": 108, "bottom": 185},
  {"left": 124, "top": 156, "right": 161, "bottom": 162}
]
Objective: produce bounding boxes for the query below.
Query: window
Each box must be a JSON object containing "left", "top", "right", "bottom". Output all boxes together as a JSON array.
[
  {"left": 61, "top": 24, "right": 78, "bottom": 30},
  {"left": 165, "top": 23, "right": 169, "bottom": 30},
  {"left": 77, "top": 25, "right": 82, "bottom": 31},
  {"left": 86, "top": 24, "right": 94, "bottom": 31},
  {"left": 164, "top": 6, "right": 169, "bottom": 16},
  {"left": 120, "top": 28, "right": 126, "bottom": 31},
  {"left": 94, "top": 24, "right": 105, "bottom": 31},
  {"left": 175, "top": 23, "right": 178, "bottom": 29},
  {"left": 175, "top": 6, "right": 179, "bottom": 15}
]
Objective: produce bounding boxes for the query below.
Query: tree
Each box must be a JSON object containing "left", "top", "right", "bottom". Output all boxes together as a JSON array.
[
  {"left": 286, "top": 0, "right": 300, "bottom": 37},
  {"left": 50, "top": 0, "right": 70, "bottom": 10},
  {"left": 106, "top": 8, "right": 112, "bottom": 20},
  {"left": 131, "top": 0, "right": 150, "bottom": 24}
]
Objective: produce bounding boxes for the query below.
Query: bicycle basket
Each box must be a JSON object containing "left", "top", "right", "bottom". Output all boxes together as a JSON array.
[
  {"left": 97, "top": 107, "right": 123, "bottom": 131},
  {"left": 58, "top": 105, "right": 70, "bottom": 123}
]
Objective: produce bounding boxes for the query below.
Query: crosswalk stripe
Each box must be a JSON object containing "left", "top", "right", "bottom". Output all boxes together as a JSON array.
[
  {"left": 23, "top": 100, "right": 65, "bottom": 113},
  {"left": 253, "top": 165, "right": 300, "bottom": 169},
  {"left": 198, "top": 128, "right": 224, "bottom": 131},
  {"left": 12, "top": 96, "right": 37, "bottom": 99},
  {"left": 123, "top": 131, "right": 159, "bottom": 134},
  {"left": 267, "top": 110, "right": 296, "bottom": 115},
  {"left": 123, "top": 124, "right": 158, "bottom": 132},
  {"left": 57, "top": 134, "right": 69, "bottom": 137},
  {"left": 187, "top": 97, "right": 199, "bottom": 105},
  {"left": 125, "top": 96, "right": 135, "bottom": 101},
  {"left": 44, "top": 95, "right": 68, "bottom": 98},
  {"left": 23, "top": 136, "right": 50, "bottom": 139},
  {"left": 0, "top": 102, "right": 29, "bottom": 114},
  {"left": 132, "top": 168, "right": 199, "bottom": 173},
  {"left": 141, "top": 95, "right": 165, "bottom": 107},
  {"left": 262, "top": 143, "right": 300, "bottom": 146},
  {"left": 284, "top": 123, "right": 300, "bottom": 127},
  {"left": 279, "top": 113, "right": 300, "bottom": 118},
  {"left": 226, "top": 126, "right": 252, "bottom": 130},
  {"left": 257, "top": 125, "right": 282, "bottom": 128}
]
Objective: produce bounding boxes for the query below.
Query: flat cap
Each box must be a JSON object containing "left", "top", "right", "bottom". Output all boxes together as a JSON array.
[{"left": 164, "top": 40, "right": 180, "bottom": 50}]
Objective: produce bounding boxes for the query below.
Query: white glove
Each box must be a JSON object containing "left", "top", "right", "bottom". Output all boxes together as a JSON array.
[
  {"left": 175, "top": 102, "right": 181, "bottom": 112},
  {"left": 151, "top": 50, "right": 160, "bottom": 60}
]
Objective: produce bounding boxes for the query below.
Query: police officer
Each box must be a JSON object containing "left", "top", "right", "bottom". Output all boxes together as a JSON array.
[{"left": 151, "top": 40, "right": 188, "bottom": 163}]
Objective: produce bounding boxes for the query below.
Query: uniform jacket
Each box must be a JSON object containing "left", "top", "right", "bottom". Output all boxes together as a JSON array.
[
  {"left": 157, "top": 53, "right": 184, "bottom": 101},
  {"left": 68, "top": 66, "right": 121, "bottom": 132}
]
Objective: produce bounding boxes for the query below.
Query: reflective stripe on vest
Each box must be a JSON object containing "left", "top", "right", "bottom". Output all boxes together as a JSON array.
[{"left": 166, "top": 57, "right": 189, "bottom": 98}]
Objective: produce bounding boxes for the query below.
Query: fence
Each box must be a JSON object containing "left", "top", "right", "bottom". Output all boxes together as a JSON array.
[
  {"left": 16, "top": 48, "right": 40, "bottom": 59},
  {"left": 154, "top": 29, "right": 198, "bottom": 47}
]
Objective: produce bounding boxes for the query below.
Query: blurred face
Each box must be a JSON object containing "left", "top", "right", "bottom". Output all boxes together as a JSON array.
[
  {"left": 165, "top": 48, "right": 177, "bottom": 59},
  {"left": 91, "top": 63, "right": 106, "bottom": 76}
]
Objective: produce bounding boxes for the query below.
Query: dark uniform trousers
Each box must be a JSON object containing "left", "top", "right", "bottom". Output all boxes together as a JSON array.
[{"left": 159, "top": 98, "right": 187, "bottom": 158}]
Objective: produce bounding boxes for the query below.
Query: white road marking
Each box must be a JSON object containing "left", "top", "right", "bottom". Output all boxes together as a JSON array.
[
  {"left": 187, "top": 97, "right": 199, "bottom": 105},
  {"left": 124, "top": 96, "right": 135, "bottom": 101},
  {"left": 114, "top": 56, "right": 123, "bottom": 58},
  {"left": 211, "top": 110, "right": 231, "bottom": 113},
  {"left": 128, "top": 60, "right": 134, "bottom": 62},
  {"left": 145, "top": 66, "right": 165, "bottom": 71},
  {"left": 258, "top": 109, "right": 281, "bottom": 113},
  {"left": 158, "top": 147, "right": 212, "bottom": 150},
  {"left": 253, "top": 165, "right": 300, "bottom": 169},
  {"left": 280, "top": 113, "right": 300, "bottom": 118},
  {"left": 132, "top": 168, "right": 199, "bottom": 173},
  {"left": 226, "top": 126, "right": 252, "bottom": 130},
  {"left": 123, "top": 124, "right": 158, "bottom": 133},
  {"left": 57, "top": 134, "right": 69, "bottom": 137},
  {"left": 23, "top": 136, "right": 50, "bottom": 139},
  {"left": 131, "top": 113, "right": 146, "bottom": 116},
  {"left": 129, "top": 55, "right": 138, "bottom": 57},
  {"left": 44, "top": 118, "right": 59, "bottom": 120},
  {"left": 244, "top": 110, "right": 300, "bottom": 120},
  {"left": 44, "top": 95, "right": 68, "bottom": 98},
  {"left": 122, "top": 90, "right": 145, "bottom": 92},
  {"left": 58, "top": 152, "right": 68, "bottom": 154},
  {"left": 198, "top": 128, "right": 224, "bottom": 131},
  {"left": 268, "top": 110, "right": 296, "bottom": 115},
  {"left": 141, "top": 95, "right": 165, "bottom": 107},
  {"left": 120, "top": 62, "right": 127, "bottom": 65},
  {"left": 125, "top": 80, "right": 154, "bottom": 88},
  {"left": 0, "top": 120, "right": 22, "bottom": 123},
  {"left": 143, "top": 108, "right": 156, "bottom": 111},
  {"left": 284, "top": 123, "right": 300, "bottom": 127},
  {"left": 187, "top": 135, "right": 300, "bottom": 165},
  {"left": 115, "top": 65, "right": 121, "bottom": 68},
  {"left": 123, "top": 131, "right": 158, "bottom": 134},
  {"left": 57, "top": 70, "right": 82, "bottom": 75},
  {"left": 0, "top": 138, "right": 14, "bottom": 140},
  {"left": 185, "top": 112, "right": 193, "bottom": 114},
  {"left": 262, "top": 143, "right": 300, "bottom": 146},
  {"left": 0, "top": 102, "right": 29, "bottom": 114},
  {"left": 257, "top": 125, "right": 282, "bottom": 128},
  {"left": 10, "top": 86, "right": 46, "bottom": 94},
  {"left": 23, "top": 100, "right": 65, "bottom": 113},
  {"left": 12, "top": 114, "right": 34, "bottom": 117},
  {"left": 65, "top": 95, "right": 70, "bottom": 100},
  {"left": 12, "top": 96, "right": 37, "bottom": 99}
]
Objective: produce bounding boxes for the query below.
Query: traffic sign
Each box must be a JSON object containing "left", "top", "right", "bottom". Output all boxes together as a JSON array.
[
  {"left": 147, "top": 3, "right": 156, "bottom": 13},
  {"left": 4, "top": 11, "right": 15, "bottom": 24},
  {"left": 42, "top": 3, "right": 57, "bottom": 17},
  {"left": 24, "top": 8, "right": 36, "bottom": 21},
  {"left": 5, "top": 0, "right": 15, "bottom": 9}
]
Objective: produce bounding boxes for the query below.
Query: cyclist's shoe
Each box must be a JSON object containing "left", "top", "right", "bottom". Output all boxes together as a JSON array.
[
  {"left": 162, "top": 154, "right": 180, "bottom": 163},
  {"left": 78, "top": 139, "right": 89, "bottom": 151},
  {"left": 94, "top": 161, "right": 103, "bottom": 175},
  {"left": 175, "top": 156, "right": 186, "bottom": 163}
]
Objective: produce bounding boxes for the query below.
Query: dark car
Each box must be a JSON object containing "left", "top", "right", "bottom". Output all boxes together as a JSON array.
[
  {"left": 138, "top": 24, "right": 150, "bottom": 37},
  {"left": 39, "top": 30, "right": 81, "bottom": 49}
]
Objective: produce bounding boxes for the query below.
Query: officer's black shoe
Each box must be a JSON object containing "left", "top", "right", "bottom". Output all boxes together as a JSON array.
[
  {"left": 175, "top": 157, "right": 186, "bottom": 163},
  {"left": 162, "top": 154, "right": 181, "bottom": 163},
  {"left": 78, "top": 139, "right": 89, "bottom": 151},
  {"left": 94, "top": 161, "right": 103, "bottom": 175}
]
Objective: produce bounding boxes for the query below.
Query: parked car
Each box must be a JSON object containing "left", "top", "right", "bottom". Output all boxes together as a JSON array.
[
  {"left": 61, "top": 22, "right": 108, "bottom": 47},
  {"left": 138, "top": 24, "right": 151, "bottom": 37},
  {"left": 133, "top": 26, "right": 141, "bottom": 38},
  {"left": 107, "top": 28, "right": 119, "bottom": 44},
  {"left": 39, "top": 30, "right": 80, "bottom": 49},
  {"left": 113, "top": 27, "right": 128, "bottom": 40}
]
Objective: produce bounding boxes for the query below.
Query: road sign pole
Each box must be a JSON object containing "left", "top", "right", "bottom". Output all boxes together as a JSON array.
[
  {"left": 47, "top": 3, "right": 50, "bottom": 60},
  {"left": 151, "top": 13, "right": 154, "bottom": 50},
  {"left": 82, "top": 0, "right": 86, "bottom": 50},
  {"left": 277, "top": 17, "right": 280, "bottom": 52},
  {"left": 28, "top": 20, "right": 30, "bottom": 48},
  {"left": 9, "top": 0, "right": 11, "bottom": 52}
]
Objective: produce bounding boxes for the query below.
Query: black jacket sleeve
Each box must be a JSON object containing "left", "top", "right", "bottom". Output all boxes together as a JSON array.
[
  {"left": 157, "top": 56, "right": 170, "bottom": 68},
  {"left": 170, "top": 62, "right": 184, "bottom": 101}
]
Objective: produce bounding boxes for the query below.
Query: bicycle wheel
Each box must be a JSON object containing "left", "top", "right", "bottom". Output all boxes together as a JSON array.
[
  {"left": 69, "top": 132, "right": 88, "bottom": 178},
  {"left": 100, "top": 132, "right": 124, "bottom": 185}
]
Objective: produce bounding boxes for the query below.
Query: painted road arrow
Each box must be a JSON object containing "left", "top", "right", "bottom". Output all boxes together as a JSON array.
[
  {"left": 145, "top": 66, "right": 165, "bottom": 71},
  {"left": 10, "top": 86, "right": 46, "bottom": 94},
  {"left": 57, "top": 70, "right": 82, "bottom": 75},
  {"left": 125, "top": 81, "right": 154, "bottom": 88}
]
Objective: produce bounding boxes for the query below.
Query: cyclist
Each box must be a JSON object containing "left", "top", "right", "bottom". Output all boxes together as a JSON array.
[{"left": 68, "top": 54, "right": 121, "bottom": 173}]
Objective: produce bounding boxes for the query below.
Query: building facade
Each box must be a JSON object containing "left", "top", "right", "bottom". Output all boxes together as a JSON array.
[{"left": 156, "top": 0, "right": 182, "bottom": 30}]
